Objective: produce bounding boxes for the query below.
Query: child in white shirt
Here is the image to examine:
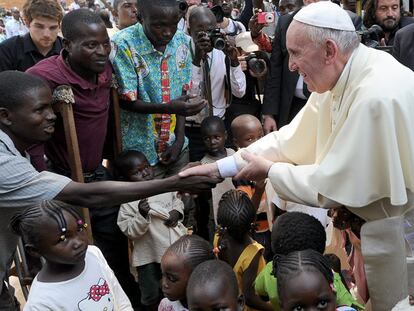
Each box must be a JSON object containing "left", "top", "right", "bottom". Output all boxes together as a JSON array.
[
  {"left": 10, "top": 200, "right": 132, "bottom": 311},
  {"left": 114, "top": 150, "right": 187, "bottom": 309}
]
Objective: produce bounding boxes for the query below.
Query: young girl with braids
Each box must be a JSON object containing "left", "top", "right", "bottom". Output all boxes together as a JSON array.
[
  {"left": 159, "top": 235, "right": 215, "bottom": 311},
  {"left": 254, "top": 212, "right": 362, "bottom": 311},
  {"left": 274, "top": 249, "right": 357, "bottom": 311},
  {"left": 10, "top": 200, "right": 133, "bottom": 310},
  {"left": 214, "top": 189, "right": 271, "bottom": 311}
]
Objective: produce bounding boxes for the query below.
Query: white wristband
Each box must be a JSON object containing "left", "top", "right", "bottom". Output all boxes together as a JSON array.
[{"left": 217, "top": 156, "right": 239, "bottom": 178}]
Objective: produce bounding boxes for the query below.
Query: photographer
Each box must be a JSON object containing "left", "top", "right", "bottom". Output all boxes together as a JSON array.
[
  {"left": 211, "top": 0, "right": 246, "bottom": 43},
  {"left": 186, "top": 6, "right": 245, "bottom": 239},
  {"left": 226, "top": 32, "right": 269, "bottom": 128},
  {"left": 362, "top": 0, "right": 414, "bottom": 46},
  {"left": 187, "top": 6, "right": 246, "bottom": 161}
]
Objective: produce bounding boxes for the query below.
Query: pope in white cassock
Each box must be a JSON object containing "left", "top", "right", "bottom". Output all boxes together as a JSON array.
[{"left": 180, "top": 1, "right": 414, "bottom": 309}]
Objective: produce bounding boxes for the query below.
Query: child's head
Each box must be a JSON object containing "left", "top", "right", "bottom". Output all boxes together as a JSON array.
[
  {"left": 217, "top": 190, "right": 256, "bottom": 243},
  {"left": 271, "top": 212, "right": 326, "bottom": 256},
  {"left": 10, "top": 200, "right": 88, "bottom": 265},
  {"left": 113, "top": 150, "right": 154, "bottom": 182},
  {"left": 161, "top": 235, "right": 215, "bottom": 302},
  {"left": 231, "top": 114, "right": 264, "bottom": 149},
  {"left": 200, "top": 116, "right": 227, "bottom": 157},
  {"left": 187, "top": 260, "right": 244, "bottom": 311},
  {"left": 274, "top": 249, "right": 336, "bottom": 311}
]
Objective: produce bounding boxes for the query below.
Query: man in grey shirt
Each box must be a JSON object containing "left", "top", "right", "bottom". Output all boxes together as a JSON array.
[{"left": 0, "top": 71, "right": 218, "bottom": 310}]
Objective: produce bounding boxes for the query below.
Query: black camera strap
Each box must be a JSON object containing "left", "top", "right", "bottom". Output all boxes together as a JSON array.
[
  {"left": 202, "top": 58, "right": 214, "bottom": 116},
  {"left": 224, "top": 56, "right": 232, "bottom": 108}
]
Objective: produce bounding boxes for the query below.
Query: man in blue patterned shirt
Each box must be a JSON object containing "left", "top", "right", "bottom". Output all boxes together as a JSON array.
[{"left": 110, "top": 0, "right": 206, "bottom": 178}]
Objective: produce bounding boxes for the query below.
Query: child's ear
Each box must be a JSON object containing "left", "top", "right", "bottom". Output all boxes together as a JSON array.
[
  {"left": 225, "top": 131, "right": 228, "bottom": 140},
  {"left": 237, "top": 294, "right": 245, "bottom": 311},
  {"left": 25, "top": 244, "right": 42, "bottom": 259}
]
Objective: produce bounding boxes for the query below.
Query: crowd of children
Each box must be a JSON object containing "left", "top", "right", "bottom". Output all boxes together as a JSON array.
[
  {"left": 7, "top": 113, "right": 372, "bottom": 311},
  {"left": 0, "top": 0, "right": 398, "bottom": 308}
]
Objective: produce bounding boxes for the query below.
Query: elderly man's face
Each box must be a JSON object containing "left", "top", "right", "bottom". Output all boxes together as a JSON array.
[
  {"left": 375, "top": 0, "right": 400, "bottom": 32},
  {"left": 116, "top": 0, "right": 138, "bottom": 29},
  {"left": 286, "top": 21, "right": 331, "bottom": 93}
]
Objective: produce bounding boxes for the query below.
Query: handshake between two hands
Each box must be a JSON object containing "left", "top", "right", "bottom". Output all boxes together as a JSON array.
[{"left": 177, "top": 151, "right": 274, "bottom": 196}]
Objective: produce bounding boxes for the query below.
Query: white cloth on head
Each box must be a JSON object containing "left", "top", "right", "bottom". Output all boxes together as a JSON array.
[
  {"left": 294, "top": 1, "right": 355, "bottom": 31},
  {"left": 236, "top": 32, "right": 259, "bottom": 53}
]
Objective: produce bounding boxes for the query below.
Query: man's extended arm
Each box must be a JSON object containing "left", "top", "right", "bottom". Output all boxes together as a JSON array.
[{"left": 55, "top": 174, "right": 218, "bottom": 208}]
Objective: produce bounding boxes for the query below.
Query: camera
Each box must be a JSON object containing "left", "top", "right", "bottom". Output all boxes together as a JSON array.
[
  {"left": 358, "top": 24, "right": 384, "bottom": 48},
  {"left": 257, "top": 12, "right": 275, "bottom": 24},
  {"left": 211, "top": 5, "right": 225, "bottom": 23},
  {"left": 177, "top": 0, "right": 188, "bottom": 13},
  {"left": 207, "top": 28, "right": 226, "bottom": 50},
  {"left": 244, "top": 53, "right": 267, "bottom": 76}
]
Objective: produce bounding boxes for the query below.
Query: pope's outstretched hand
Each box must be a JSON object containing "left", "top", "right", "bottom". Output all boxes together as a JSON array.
[
  {"left": 179, "top": 151, "right": 274, "bottom": 181},
  {"left": 234, "top": 152, "right": 273, "bottom": 181},
  {"left": 179, "top": 162, "right": 221, "bottom": 178}
]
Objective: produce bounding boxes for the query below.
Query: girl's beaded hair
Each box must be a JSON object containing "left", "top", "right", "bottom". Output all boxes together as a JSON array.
[{"left": 10, "top": 200, "right": 87, "bottom": 245}]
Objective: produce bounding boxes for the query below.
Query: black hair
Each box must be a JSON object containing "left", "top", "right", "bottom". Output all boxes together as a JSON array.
[
  {"left": 10, "top": 200, "right": 85, "bottom": 246},
  {"left": 274, "top": 249, "right": 334, "bottom": 301},
  {"left": 323, "top": 253, "right": 341, "bottom": 273},
  {"left": 0, "top": 71, "right": 49, "bottom": 112},
  {"left": 271, "top": 212, "right": 326, "bottom": 255},
  {"left": 217, "top": 190, "right": 256, "bottom": 243},
  {"left": 98, "top": 9, "right": 113, "bottom": 28},
  {"left": 138, "top": 0, "right": 183, "bottom": 15},
  {"left": 164, "top": 235, "right": 215, "bottom": 270},
  {"left": 188, "top": 6, "right": 216, "bottom": 26},
  {"left": 200, "top": 116, "right": 226, "bottom": 136},
  {"left": 61, "top": 9, "right": 104, "bottom": 41},
  {"left": 186, "top": 259, "right": 239, "bottom": 300},
  {"left": 112, "top": 149, "right": 148, "bottom": 180}
]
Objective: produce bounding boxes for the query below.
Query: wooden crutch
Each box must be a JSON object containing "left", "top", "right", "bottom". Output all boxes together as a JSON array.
[{"left": 52, "top": 85, "right": 93, "bottom": 242}]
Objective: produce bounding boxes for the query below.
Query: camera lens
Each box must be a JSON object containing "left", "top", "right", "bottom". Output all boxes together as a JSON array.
[
  {"left": 213, "top": 37, "right": 226, "bottom": 50},
  {"left": 248, "top": 58, "right": 266, "bottom": 76},
  {"left": 178, "top": 0, "right": 188, "bottom": 12}
]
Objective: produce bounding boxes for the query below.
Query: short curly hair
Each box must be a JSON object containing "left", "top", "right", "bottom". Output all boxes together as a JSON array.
[
  {"left": 271, "top": 211, "right": 326, "bottom": 255},
  {"left": 23, "top": 0, "right": 63, "bottom": 24},
  {"left": 187, "top": 260, "right": 239, "bottom": 303},
  {"left": 62, "top": 9, "right": 104, "bottom": 41}
]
